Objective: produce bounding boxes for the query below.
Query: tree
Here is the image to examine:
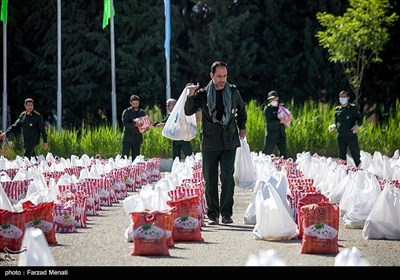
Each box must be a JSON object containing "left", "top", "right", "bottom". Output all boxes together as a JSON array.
[
  {"left": 174, "top": 0, "right": 260, "bottom": 98},
  {"left": 316, "top": 0, "right": 398, "bottom": 106},
  {"left": 3, "top": 0, "right": 399, "bottom": 126}
]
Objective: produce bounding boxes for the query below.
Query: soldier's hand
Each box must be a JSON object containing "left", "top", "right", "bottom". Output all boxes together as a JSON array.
[{"left": 351, "top": 125, "right": 359, "bottom": 134}]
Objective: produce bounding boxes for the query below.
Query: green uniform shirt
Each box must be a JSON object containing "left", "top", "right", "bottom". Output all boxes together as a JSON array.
[
  {"left": 334, "top": 104, "right": 363, "bottom": 137},
  {"left": 6, "top": 110, "right": 47, "bottom": 145}
]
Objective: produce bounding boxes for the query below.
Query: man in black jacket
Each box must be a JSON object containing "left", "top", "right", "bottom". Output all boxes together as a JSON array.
[
  {"left": 262, "top": 91, "right": 288, "bottom": 158},
  {"left": 328, "top": 90, "right": 363, "bottom": 167},
  {"left": 185, "top": 61, "right": 247, "bottom": 225},
  {"left": 121, "top": 95, "right": 148, "bottom": 160},
  {"left": 0, "top": 98, "right": 48, "bottom": 158}
]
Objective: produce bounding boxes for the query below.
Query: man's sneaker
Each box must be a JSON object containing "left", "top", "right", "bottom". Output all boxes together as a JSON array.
[
  {"left": 222, "top": 216, "right": 233, "bottom": 224},
  {"left": 208, "top": 218, "right": 219, "bottom": 225}
]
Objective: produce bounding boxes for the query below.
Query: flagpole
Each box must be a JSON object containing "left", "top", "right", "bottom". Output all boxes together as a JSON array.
[
  {"left": 56, "top": 0, "right": 62, "bottom": 133},
  {"left": 164, "top": 0, "right": 171, "bottom": 103},
  {"left": 110, "top": 0, "right": 117, "bottom": 129},
  {"left": 166, "top": 55, "right": 170, "bottom": 101},
  {"left": 2, "top": 22, "right": 6, "bottom": 132}
]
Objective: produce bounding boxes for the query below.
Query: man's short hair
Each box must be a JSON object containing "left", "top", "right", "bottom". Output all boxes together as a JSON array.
[
  {"left": 24, "top": 98, "right": 34, "bottom": 104},
  {"left": 130, "top": 95, "right": 140, "bottom": 101},
  {"left": 210, "top": 61, "right": 228, "bottom": 74}
]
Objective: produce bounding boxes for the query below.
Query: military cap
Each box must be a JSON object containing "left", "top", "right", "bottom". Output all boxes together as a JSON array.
[{"left": 267, "top": 91, "right": 278, "bottom": 100}]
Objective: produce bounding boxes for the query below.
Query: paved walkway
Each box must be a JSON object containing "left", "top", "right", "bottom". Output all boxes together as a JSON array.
[{"left": 1, "top": 185, "right": 399, "bottom": 268}]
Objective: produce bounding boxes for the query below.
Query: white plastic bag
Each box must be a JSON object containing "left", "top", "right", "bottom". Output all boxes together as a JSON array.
[
  {"left": 234, "top": 138, "right": 257, "bottom": 189},
  {"left": 334, "top": 247, "right": 369, "bottom": 266},
  {"left": 0, "top": 184, "right": 15, "bottom": 211},
  {"left": 362, "top": 183, "right": 400, "bottom": 240},
  {"left": 243, "top": 176, "right": 277, "bottom": 225},
  {"left": 162, "top": 87, "right": 197, "bottom": 141},
  {"left": 246, "top": 249, "right": 286, "bottom": 266},
  {"left": 252, "top": 181, "right": 298, "bottom": 240},
  {"left": 18, "top": 228, "right": 56, "bottom": 266},
  {"left": 343, "top": 172, "right": 381, "bottom": 229}
]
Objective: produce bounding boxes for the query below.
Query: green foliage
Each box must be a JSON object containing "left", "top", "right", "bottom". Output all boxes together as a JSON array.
[
  {"left": 3, "top": 0, "right": 400, "bottom": 152},
  {"left": 47, "top": 127, "right": 81, "bottom": 158},
  {"left": 244, "top": 100, "right": 265, "bottom": 152},
  {"left": 246, "top": 99, "right": 338, "bottom": 159},
  {"left": 45, "top": 104, "right": 203, "bottom": 160},
  {"left": 4, "top": 101, "right": 399, "bottom": 160},
  {"left": 4, "top": 0, "right": 400, "bottom": 126},
  {"left": 286, "top": 100, "right": 337, "bottom": 158},
  {"left": 0, "top": 137, "right": 22, "bottom": 159},
  {"left": 141, "top": 127, "right": 171, "bottom": 159},
  {"left": 316, "top": 0, "right": 399, "bottom": 105},
  {"left": 79, "top": 124, "right": 122, "bottom": 158},
  {"left": 358, "top": 100, "right": 400, "bottom": 155}
]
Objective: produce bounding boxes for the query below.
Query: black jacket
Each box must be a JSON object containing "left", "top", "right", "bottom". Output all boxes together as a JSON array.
[
  {"left": 6, "top": 110, "right": 47, "bottom": 145},
  {"left": 121, "top": 107, "right": 146, "bottom": 144},
  {"left": 264, "top": 104, "right": 286, "bottom": 139},
  {"left": 184, "top": 84, "right": 247, "bottom": 152},
  {"left": 334, "top": 104, "right": 363, "bottom": 137}
]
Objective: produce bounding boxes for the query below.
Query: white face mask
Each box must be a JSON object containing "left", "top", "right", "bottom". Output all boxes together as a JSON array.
[
  {"left": 270, "top": 101, "right": 278, "bottom": 107},
  {"left": 339, "top": 97, "right": 348, "bottom": 105}
]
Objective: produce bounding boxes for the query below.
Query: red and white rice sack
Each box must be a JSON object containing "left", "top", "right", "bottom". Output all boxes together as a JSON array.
[
  {"left": 134, "top": 115, "right": 153, "bottom": 134},
  {"left": 22, "top": 201, "right": 57, "bottom": 244},
  {"left": 167, "top": 195, "right": 204, "bottom": 242},
  {"left": 297, "top": 193, "right": 329, "bottom": 238},
  {"left": 1, "top": 180, "right": 31, "bottom": 204},
  {"left": 130, "top": 210, "right": 169, "bottom": 256},
  {"left": 53, "top": 200, "right": 77, "bottom": 233},
  {"left": 0, "top": 209, "right": 26, "bottom": 251},
  {"left": 300, "top": 202, "right": 339, "bottom": 254}
]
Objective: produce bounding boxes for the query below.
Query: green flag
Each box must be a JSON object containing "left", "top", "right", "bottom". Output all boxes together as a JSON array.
[
  {"left": 102, "top": 0, "right": 115, "bottom": 29},
  {"left": 0, "top": 0, "right": 8, "bottom": 25}
]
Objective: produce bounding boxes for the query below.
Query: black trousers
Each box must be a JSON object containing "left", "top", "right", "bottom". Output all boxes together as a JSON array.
[
  {"left": 262, "top": 136, "right": 287, "bottom": 158},
  {"left": 121, "top": 141, "right": 141, "bottom": 160},
  {"left": 23, "top": 141, "right": 37, "bottom": 158},
  {"left": 337, "top": 135, "right": 361, "bottom": 167},
  {"left": 202, "top": 149, "right": 236, "bottom": 220},
  {"left": 172, "top": 140, "right": 193, "bottom": 160}
]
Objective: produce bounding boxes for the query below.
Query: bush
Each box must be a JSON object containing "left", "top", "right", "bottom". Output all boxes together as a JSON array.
[{"left": 2, "top": 100, "right": 399, "bottom": 160}]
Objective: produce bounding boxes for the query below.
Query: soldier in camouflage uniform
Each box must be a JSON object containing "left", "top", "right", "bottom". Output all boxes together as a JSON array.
[
  {"left": 0, "top": 98, "right": 48, "bottom": 158},
  {"left": 328, "top": 90, "right": 363, "bottom": 167}
]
